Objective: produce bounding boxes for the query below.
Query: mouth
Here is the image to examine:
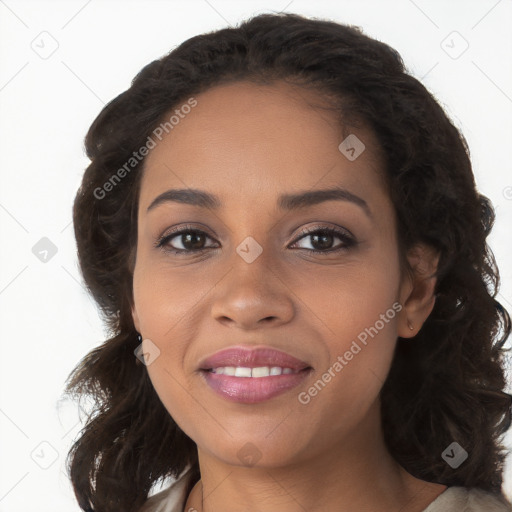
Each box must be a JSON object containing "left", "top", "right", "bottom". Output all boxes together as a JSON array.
[{"left": 197, "top": 345, "right": 313, "bottom": 403}]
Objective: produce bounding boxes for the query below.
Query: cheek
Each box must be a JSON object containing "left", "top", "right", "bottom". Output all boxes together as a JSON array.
[
  {"left": 291, "top": 286, "right": 400, "bottom": 430},
  {"left": 290, "top": 249, "right": 401, "bottom": 405},
  {"left": 132, "top": 254, "right": 208, "bottom": 340},
  {"left": 291, "top": 250, "right": 401, "bottom": 345},
  {"left": 131, "top": 257, "right": 211, "bottom": 426}
]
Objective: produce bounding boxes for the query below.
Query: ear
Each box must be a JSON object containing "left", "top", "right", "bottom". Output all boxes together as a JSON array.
[
  {"left": 397, "top": 243, "right": 440, "bottom": 338},
  {"left": 131, "top": 303, "right": 141, "bottom": 334},
  {"left": 128, "top": 245, "right": 140, "bottom": 333}
]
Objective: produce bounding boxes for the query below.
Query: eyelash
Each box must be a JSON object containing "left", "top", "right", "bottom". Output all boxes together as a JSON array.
[{"left": 154, "top": 224, "right": 357, "bottom": 256}]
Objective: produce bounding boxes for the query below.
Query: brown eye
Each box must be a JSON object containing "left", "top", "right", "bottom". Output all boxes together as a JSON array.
[
  {"left": 290, "top": 227, "right": 356, "bottom": 254},
  {"left": 155, "top": 227, "right": 219, "bottom": 254},
  {"left": 172, "top": 231, "right": 207, "bottom": 251}
]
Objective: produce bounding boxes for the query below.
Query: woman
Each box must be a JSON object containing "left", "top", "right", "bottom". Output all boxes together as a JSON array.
[{"left": 64, "top": 12, "right": 512, "bottom": 512}]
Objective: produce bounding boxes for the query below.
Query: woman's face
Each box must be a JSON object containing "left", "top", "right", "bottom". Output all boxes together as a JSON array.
[{"left": 131, "top": 80, "right": 415, "bottom": 467}]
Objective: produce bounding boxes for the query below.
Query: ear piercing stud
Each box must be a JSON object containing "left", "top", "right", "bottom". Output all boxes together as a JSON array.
[{"left": 407, "top": 320, "right": 414, "bottom": 331}]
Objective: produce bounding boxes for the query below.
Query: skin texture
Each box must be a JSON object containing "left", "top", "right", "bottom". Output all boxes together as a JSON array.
[{"left": 131, "top": 81, "right": 445, "bottom": 512}]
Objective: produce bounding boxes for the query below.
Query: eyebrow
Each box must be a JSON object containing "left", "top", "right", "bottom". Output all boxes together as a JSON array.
[{"left": 146, "top": 186, "right": 372, "bottom": 218}]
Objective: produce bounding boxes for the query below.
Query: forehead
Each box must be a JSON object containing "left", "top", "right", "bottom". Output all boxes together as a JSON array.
[{"left": 139, "top": 80, "right": 387, "bottom": 213}]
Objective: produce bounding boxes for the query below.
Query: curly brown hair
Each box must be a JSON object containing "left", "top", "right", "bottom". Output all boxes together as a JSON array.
[{"left": 63, "top": 12, "right": 512, "bottom": 512}]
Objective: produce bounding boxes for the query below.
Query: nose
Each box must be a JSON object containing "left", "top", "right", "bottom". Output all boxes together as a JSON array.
[{"left": 210, "top": 251, "right": 295, "bottom": 330}]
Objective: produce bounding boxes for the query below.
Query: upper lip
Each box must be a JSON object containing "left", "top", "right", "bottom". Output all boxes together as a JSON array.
[{"left": 198, "top": 346, "right": 312, "bottom": 371}]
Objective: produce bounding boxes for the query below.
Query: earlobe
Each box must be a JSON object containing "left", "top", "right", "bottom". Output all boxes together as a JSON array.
[{"left": 398, "top": 243, "right": 440, "bottom": 339}]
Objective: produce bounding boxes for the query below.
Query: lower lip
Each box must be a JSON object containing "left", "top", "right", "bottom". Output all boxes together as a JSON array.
[{"left": 200, "top": 368, "right": 312, "bottom": 404}]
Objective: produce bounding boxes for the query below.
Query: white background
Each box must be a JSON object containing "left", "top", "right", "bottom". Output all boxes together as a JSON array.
[{"left": 0, "top": 0, "right": 511, "bottom": 510}]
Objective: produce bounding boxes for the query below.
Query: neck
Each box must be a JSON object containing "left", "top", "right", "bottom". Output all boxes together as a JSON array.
[{"left": 184, "top": 403, "right": 446, "bottom": 512}]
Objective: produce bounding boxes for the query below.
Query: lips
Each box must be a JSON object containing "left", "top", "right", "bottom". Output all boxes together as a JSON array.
[{"left": 198, "top": 346, "right": 312, "bottom": 372}]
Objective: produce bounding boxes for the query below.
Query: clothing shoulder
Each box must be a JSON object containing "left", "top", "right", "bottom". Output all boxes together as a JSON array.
[
  {"left": 138, "top": 466, "right": 194, "bottom": 512},
  {"left": 423, "top": 486, "right": 512, "bottom": 512},
  {"left": 138, "top": 477, "right": 512, "bottom": 512}
]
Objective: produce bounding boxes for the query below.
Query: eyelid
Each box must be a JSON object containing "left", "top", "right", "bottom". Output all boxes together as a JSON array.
[
  {"left": 157, "top": 223, "right": 215, "bottom": 241},
  {"left": 154, "top": 223, "right": 218, "bottom": 248},
  {"left": 291, "top": 223, "right": 355, "bottom": 242}
]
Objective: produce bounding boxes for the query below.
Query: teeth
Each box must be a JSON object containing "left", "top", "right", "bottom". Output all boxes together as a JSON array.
[
  {"left": 210, "top": 366, "right": 299, "bottom": 377},
  {"left": 234, "top": 367, "right": 252, "bottom": 377},
  {"left": 252, "top": 366, "right": 270, "bottom": 377}
]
